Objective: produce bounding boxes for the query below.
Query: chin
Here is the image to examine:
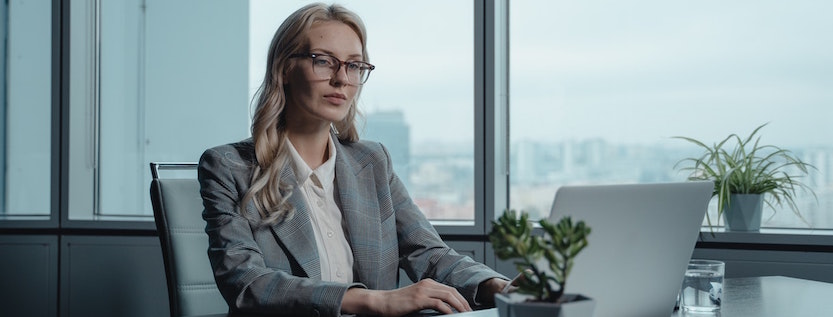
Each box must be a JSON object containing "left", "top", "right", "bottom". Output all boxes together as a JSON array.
[{"left": 325, "top": 109, "right": 351, "bottom": 123}]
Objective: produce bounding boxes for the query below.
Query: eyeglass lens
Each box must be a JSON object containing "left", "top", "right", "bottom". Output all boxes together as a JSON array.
[{"left": 311, "top": 55, "right": 370, "bottom": 84}]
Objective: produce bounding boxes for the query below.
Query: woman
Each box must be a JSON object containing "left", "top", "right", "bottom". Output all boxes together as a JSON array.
[{"left": 198, "top": 3, "right": 508, "bottom": 316}]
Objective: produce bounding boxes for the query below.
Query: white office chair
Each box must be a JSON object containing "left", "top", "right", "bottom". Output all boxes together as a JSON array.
[{"left": 150, "top": 162, "right": 228, "bottom": 317}]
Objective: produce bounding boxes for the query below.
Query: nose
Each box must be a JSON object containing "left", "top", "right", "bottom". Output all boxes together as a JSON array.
[{"left": 330, "top": 63, "right": 350, "bottom": 86}]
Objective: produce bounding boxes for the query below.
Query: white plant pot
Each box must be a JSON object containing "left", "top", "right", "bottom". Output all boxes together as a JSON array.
[{"left": 495, "top": 292, "right": 595, "bottom": 317}]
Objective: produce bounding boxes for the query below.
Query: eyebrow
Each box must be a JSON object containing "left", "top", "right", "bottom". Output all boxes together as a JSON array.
[{"left": 309, "top": 48, "right": 364, "bottom": 60}]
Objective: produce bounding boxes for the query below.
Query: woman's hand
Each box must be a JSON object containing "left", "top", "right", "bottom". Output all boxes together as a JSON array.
[
  {"left": 475, "top": 278, "right": 511, "bottom": 305},
  {"left": 342, "top": 278, "right": 472, "bottom": 316}
]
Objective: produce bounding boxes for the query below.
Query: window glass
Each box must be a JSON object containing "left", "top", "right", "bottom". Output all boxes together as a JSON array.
[
  {"left": 250, "top": 0, "right": 476, "bottom": 221},
  {"left": 69, "top": 0, "right": 476, "bottom": 221},
  {"left": 509, "top": 0, "right": 833, "bottom": 229},
  {"left": 2, "top": 0, "right": 52, "bottom": 217},
  {"left": 69, "top": 0, "right": 249, "bottom": 219}
]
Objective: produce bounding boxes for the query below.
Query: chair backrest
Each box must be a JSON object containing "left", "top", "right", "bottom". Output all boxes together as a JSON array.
[{"left": 150, "top": 162, "right": 228, "bottom": 317}]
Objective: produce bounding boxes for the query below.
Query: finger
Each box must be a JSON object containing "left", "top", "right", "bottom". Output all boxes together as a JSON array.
[
  {"left": 450, "top": 287, "right": 471, "bottom": 312},
  {"left": 423, "top": 282, "right": 471, "bottom": 313},
  {"left": 429, "top": 298, "right": 456, "bottom": 315}
]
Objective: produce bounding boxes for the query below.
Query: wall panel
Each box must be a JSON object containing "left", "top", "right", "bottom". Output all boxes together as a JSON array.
[
  {"left": 61, "top": 235, "right": 168, "bottom": 317},
  {"left": 0, "top": 235, "right": 58, "bottom": 317}
]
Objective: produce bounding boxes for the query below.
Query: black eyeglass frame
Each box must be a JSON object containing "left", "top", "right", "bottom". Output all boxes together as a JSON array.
[{"left": 289, "top": 53, "right": 376, "bottom": 85}]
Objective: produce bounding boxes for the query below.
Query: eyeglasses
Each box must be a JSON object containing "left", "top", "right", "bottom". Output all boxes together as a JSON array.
[{"left": 289, "top": 53, "right": 375, "bottom": 85}]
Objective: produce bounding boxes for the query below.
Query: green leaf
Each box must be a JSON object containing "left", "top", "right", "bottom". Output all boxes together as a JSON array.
[{"left": 673, "top": 123, "right": 817, "bottom": 231}]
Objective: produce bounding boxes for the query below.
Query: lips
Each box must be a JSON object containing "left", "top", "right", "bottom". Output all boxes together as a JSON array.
[{"left": 323, "top": 93, "right": 347, "bottom": 105}]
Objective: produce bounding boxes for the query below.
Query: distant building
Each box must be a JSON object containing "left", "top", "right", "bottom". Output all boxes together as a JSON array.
[{"left": 363, "top": 110, "right": 411, "bottom": 188}]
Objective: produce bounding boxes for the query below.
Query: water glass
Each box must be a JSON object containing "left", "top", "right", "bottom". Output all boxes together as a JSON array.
[{"left": 680, "top": 259, "right": 724, "bottom": 313}]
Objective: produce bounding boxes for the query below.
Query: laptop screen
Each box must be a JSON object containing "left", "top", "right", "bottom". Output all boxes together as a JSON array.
[{"left": 546, "top": 181, "right": 712, "bottom": 317}]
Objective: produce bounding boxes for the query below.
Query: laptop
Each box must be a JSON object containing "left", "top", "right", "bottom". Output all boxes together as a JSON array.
[{"left": 545, "top": 181, "right": 713, "bottom": 317}]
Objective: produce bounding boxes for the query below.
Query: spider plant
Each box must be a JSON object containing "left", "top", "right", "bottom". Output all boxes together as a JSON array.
[{"left": 674, "top": 123, "right": 816, "bottom": 228}]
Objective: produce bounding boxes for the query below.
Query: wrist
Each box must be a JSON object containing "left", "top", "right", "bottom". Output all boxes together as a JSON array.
[
  {"left": 475, "top": 278, "right": 506, "bottom": 305},
  {"left": 342, "top": 287, "right": 375, "bottom": 315}
]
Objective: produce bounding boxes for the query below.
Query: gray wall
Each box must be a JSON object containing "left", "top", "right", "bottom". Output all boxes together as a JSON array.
[
  {"left": 692, "top": 248, "right": 833, "bottom": 283},
  {"left": 0, "top": 235, "right": 58, "bottom": 317},
  {"left": 60, "top": 236, "right": 169, "bottom": 317},
  {"left": 0, "top": 235, "right": 168, "bottom": 317},
  {"left": 2, "top": 235, "right": 833, "bottom": 317}
]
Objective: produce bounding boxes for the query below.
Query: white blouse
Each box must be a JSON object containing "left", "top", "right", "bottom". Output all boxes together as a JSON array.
[{"left": 285, "top": 136, "right": 354, "bottom": 283}]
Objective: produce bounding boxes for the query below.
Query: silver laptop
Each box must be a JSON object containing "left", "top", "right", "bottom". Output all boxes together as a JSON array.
[{"left": 547, "top": 181, "right": 713, "bottom": 317}]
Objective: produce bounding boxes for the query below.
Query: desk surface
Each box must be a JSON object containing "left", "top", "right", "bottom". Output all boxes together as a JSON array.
[
  {"left": 197, "top": 276, "right": 833, "bottom": 317},
  {"left": 671, "top": 275, "right": 833, "bottom": 317}
]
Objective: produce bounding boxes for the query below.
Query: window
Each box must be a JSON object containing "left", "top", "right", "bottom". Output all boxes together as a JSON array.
[
  {"left": 250, "top": 1, "right": 478, "bottom": 222},
  {"left": 509, "top": 0, "right": 833, "bottom": 229},
  {"left": 1, "top": 0, "right": 52, "bottom": 218},
  {"left": 66, "top": 0, "right": 480, "bottom": 224},
  {"left": 68, "top": 0, "right": 249, "bottom": 220}
]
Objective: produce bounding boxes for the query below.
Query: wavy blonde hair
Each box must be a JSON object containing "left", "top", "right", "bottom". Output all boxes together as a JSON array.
[{"left": 244, "top": 3, "right": 368, "bottom": 224}]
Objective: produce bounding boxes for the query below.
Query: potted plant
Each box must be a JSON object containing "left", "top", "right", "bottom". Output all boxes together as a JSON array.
[
  {"left": 489, "top": 209, "right": 594, "bottom": 317},
  {"left": 674, "top": 123, "right": 816, "bottom": 231}
]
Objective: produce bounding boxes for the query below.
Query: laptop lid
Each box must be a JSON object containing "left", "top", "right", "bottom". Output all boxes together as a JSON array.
[{"left": 547, "top": 181, "right": 713, "bottom": 317}]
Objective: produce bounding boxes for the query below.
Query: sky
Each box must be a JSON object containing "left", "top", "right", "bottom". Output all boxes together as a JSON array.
[
  {"left": 250, "top": 0, "right": 833, "bottom": 149},
  {"left": 250, "top": 0, "right": 474, "bottom": 145}
]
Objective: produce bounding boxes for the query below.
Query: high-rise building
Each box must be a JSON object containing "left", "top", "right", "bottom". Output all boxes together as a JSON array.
[{"left": 363, "top": 110, "right": 411, "bottom": 189}]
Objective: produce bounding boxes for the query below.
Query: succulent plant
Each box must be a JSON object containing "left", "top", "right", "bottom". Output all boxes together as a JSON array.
[{"left": 489, "top": 209, "right": 591, "bottom": 303}]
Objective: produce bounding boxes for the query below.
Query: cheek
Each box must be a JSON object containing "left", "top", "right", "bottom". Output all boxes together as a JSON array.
[
  {"left": 285, "top": 71, "right": 314, "bottom": 96},
  {"left": 347, "top": 87, "right": 360, "bottom": 102},
  {"left": 285, "top": 62, "right": 314, "bottom": 86}
]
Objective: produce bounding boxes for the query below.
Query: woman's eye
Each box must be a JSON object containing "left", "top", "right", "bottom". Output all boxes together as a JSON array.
[
  {"left": 346, "top": 63, "right": 361, "bottom": 71},
  {"left": 313, "top": 58, "right": 333, "bottom": 66}
]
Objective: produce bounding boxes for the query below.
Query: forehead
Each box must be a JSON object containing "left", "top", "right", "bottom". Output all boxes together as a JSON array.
[{"left": 306, "top": 21, "right": 363, "bottom": 57}]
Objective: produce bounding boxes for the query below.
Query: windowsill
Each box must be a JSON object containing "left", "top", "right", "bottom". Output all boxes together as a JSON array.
[
  {"left": 81, "top": 214, "right": 154, "bottom": 222},
  {"left": 0, "top": 215, "right": 51, "bottom": 221},
  {"left": 61, "top": 215, "right": 157, "bottom": 231},
  {"left": 430, "top": 220, "right": 475, "bottom": 227},
  {"left": 697, "top": 227, "right": 833, "bottom": 247}
]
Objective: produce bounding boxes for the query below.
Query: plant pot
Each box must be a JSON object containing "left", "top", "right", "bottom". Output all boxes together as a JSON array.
[
  {"left": 495, "top": 292, "right": 595, "bottom": 317},
  {"left": 722, "top": 194, "right": 764, "bottom": 231}
]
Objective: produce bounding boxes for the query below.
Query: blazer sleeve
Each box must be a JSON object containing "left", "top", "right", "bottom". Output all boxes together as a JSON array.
[
  {"left": 377, "top": 143, "right": 509, "bottom": 306},
  {"left": 198, "top": 146, "right": 363, "bottom": 317}
]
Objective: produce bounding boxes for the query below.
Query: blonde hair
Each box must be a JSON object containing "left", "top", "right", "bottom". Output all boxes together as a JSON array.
[{"left": 244, "top": 3, "right": 368, "bottom": 224}]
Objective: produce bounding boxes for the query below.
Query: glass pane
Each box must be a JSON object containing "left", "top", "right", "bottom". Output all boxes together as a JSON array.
[
  {"left": 510, "top": 0, "right": 833, "bottom": 229},
  {"left": 2, "top": 0, "right": 52, "bottom": 217},
  {"left": 69, "top": 0, "right": 250, "bottom": 219},
  {"left": 69, "top": 0, "right": 475, "bottom": 220},
  {"left": 250, "top": 0, "right": 476, "bottom": 221}
]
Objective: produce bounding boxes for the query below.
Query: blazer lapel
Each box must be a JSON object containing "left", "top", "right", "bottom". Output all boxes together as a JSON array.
[
  {"left": 269, "top": 165, "right": 321, "bottom": 280},
  {"left": 335, "top": 142, "right": 383, "bottom": 289}
]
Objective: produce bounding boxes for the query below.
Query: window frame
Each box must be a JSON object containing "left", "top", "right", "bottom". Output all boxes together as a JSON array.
[
  {"left": 0, "top": 0, "right": 61, "bottom": 229},
  {"left": 432, "top": 0, "right": 498, "bottom": 236},
  {"left": 501, "top": 0, "right": 833, "bottom": 245},
  {"left": 58, "top": 0, "right": 154, "bottom": 230},
  {"left": 2, "top": 0, "right": 830, "bottom": 247}
]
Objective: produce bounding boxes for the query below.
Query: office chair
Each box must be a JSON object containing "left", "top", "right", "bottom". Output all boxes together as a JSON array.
[{"left": 150, "top": 162, "right": 228, "bottom": 317}]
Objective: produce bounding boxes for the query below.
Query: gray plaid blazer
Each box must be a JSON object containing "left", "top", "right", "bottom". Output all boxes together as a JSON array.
[{"left": 198, "top": 137, "right": 505, "bottom": 317}]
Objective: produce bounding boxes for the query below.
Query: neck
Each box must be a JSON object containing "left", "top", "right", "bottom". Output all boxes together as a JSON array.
[{"left": 287, "top": 129, "right": 331, "bottom": 169}]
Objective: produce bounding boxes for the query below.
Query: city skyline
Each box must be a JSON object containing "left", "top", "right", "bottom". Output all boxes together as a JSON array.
[
  {"left": 365, "top": 109, "right": 833, "bottom": 229},
  {"left": 245, "top": 0, "right": 833, "bottom": 229}
]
